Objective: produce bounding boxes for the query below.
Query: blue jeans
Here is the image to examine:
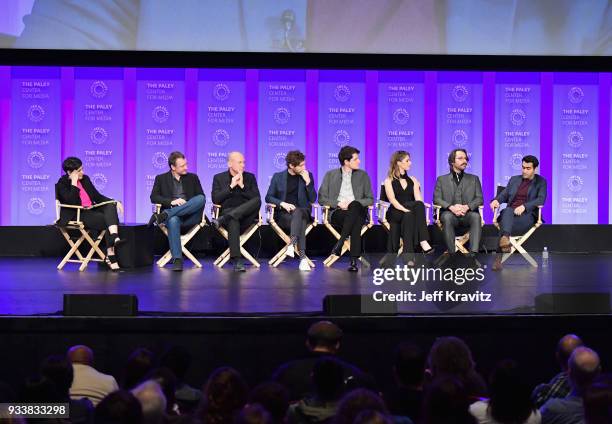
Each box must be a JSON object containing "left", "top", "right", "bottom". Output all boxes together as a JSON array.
[
  {"left": 498, "top": 206, "right": 535, "bottom": 237},
  {"left": 164, "top": 195, "right": 206, "bottom": 259}
]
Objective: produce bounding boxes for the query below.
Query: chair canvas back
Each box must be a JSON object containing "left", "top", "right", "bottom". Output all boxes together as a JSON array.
[
  {"left": 379, "top": 184, "right": 388, "bottom": 203},
  {"left": 496, "top": 185, "right": 506, "bottom": 198}
]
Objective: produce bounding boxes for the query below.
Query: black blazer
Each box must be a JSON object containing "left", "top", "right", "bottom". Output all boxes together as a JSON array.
[
  {"left": 211, "top": 170, "right": 260, "bottom": 208},
  {"left": 265, "top": 170, "right": 316, "bottom": 209},
  {"left": 55, "top": 174, "right": 112, "bottom": 225},
  {"left": 150, "top": 171, "right": 205, "bottom": 209}
]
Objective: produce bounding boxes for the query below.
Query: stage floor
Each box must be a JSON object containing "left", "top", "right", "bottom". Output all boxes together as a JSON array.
[{"left": 0, "top": 252, "right": 610, "bottom": 316}]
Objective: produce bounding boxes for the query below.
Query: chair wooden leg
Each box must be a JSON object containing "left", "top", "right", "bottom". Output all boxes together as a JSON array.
[
  {"left": 213, "top": 223, "right": 261, "bottom": 268},
  {"left": 241, "top": 248, "right": 260, "bottom": 267},
  {"left": 323, "top": 251, "right": 340, "bottom": 266},
  {"left": 157, "top": 250, "right": 173, "bottom": 267},
  {"left": 214, "top": 248, "right": 231, "bottom": 267},
  {"left": 182, "top": 247, "right": 202, "bottom": 268},
  {"left": 157, "top": 223, "right": 205, "bottom": 268},
  {"left": 269, "top": 245, "right": 288, "bottom": 267},
  {"left": 501, "top": 236, "right": 538, "bottom": 267},
  {"left": 58, "top": 233, "right": 85, "bottom": 270},
  {"left": 217, "top": 250, "right": 231, "bottom": 268},
  {"left": 268, "top": 222, "right": 293, "bottom": 267},
  {"left": 213, "top": 226, "right": 231, "bottom": 267},
  {"left": 79, "top": 229, "right": 106, "bottom": 261},
  {"left": 455, "top": 233, "right": 470, "bottom": 254},
  {"left": 79, "top": 230, "right": 106, "bottom": 271},
  {"left": 323, "top": 224, "right": 370, "bottom": 268},
  {"left": 324, "top": 239, "right": 350, "bottom": 267}
]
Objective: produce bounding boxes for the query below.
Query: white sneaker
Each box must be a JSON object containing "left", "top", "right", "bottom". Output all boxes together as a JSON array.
[
  {"left": 299, "top": 258, "right": 311, "bottom": 271},
  {"left": 286, "top": 243, "right": 295, "bottom": 258}
]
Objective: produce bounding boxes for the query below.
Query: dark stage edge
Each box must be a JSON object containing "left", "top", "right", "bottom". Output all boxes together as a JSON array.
[{"left": 0, "top": 253, "right": 611, "bottom": 316}]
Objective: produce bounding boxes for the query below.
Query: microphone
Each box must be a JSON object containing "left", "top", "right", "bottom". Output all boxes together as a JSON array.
[{"left": 282, "top": 9, "right": 295, "bottom": 32}]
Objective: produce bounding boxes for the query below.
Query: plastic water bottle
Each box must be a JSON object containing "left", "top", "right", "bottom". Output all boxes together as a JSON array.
[{"left": 542, "top": 246, "right": 549, "bottom": 268}]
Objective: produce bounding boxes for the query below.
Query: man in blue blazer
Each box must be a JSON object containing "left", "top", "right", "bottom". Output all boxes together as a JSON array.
[
  {"left": 265, "top": 150, "right": 317, "bottom": 271},
  {"left": 490, "top": 155, "right": 547, "bottom": 253}
]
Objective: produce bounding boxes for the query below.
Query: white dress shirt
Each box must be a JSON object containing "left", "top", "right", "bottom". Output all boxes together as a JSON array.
[{"left": 70, "top": 363, "right": 119, "bottom": 406}]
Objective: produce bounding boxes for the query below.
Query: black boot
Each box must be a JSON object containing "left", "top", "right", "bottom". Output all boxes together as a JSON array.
[
  {"left": 156, "top": 212, "right": 168, "bottom": 226},
  {"left": 147, "top": 213, "right": 157, "bottom": 228},
  {"left": 172, "top": 257, "right": 183, "bottom": 272},
  {"left": 148, "top": 211, "right": 168, "bottom": 227}
]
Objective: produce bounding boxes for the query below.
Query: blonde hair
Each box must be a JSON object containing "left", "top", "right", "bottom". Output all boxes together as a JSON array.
[{"left": 387, "top": 151, "right": 410, "bottom": 180}]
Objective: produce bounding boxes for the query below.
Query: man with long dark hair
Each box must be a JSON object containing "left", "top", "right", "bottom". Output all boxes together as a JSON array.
[{"left": 433, "top": 149, "right": 483, "bottom": 257}]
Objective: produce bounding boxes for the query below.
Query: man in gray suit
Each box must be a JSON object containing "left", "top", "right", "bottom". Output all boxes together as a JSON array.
[
  {"left": 318, "top": 146, "right": 374, "bottom": 272},
  {"left": 434, "top": 149, "right": 483, "bottom": 256}
]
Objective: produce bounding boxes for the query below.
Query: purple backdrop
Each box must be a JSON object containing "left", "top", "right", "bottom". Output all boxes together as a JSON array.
[
  {"left": 494, "top": 73, "right": 541, "bottom": 187},
  {"left": 318, "top": 71, "right": 366, "bottom": 183},
  {"left": 197, "top": 69, "right": 246, "bottom": 200},
  {"left": 135, "top": 68, "right": 185, "bottom": 222},
  {"left": 552, "top": 73, "right": 599, "bottom": 224},
  {"left": 377, "top": 71, "right": 425, "bottom": 199},
  {"left": 0, "top": 67, "right": 611, "bottom": 226},
  {"left": 257, "top": 70, "right": 307, "bottom": 202},
  {"left": 436, "top": 72, "right": 483, "bottom": 178},
  {"left": 10, "top": 67, "right": 61, "bottom": 225},
  {"left": 73, "top": 68, "right": 125, "bottom": 202}
]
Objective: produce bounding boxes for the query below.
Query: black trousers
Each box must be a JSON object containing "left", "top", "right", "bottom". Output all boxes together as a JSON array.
[
  {"left": 277, "top": 208, "right": 311, "bottom": 251},
  {"left": 81, "top": 203, "right": 120, "bottom": 246},
  {"left": 221, "top": 197, "right": 262, "bottom": 259},
  {"left": 330, "top": 200, "right": 367, "bottom": 258},
  {"left": 386, "top": 201, "right": 429, "bottom": 253}
]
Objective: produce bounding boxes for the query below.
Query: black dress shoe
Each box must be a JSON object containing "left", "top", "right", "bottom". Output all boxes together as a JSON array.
[
  {"left": 348, "top": 258, "right": 358, "bottom": 272},
  {"left": 211, "top": 215, "right": 228, "bottom": 231},
  {"left": 172, "top": 257, "right": 183, "bottom": 272},
  {"left": 147, "top": 213, "right": 157, "bottom": 228},
  {"left": 233, "top": 259, "right": 246, "bottom": 272},
  {"left": 331, "top": 241, "right": 343, "bottom": 257},
  {"left": 156, "top": 211, "right": 168, "bottom": 226}
]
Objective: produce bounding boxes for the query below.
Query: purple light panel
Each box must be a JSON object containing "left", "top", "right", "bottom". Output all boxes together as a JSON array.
[{"left": 0, "top": 67, "right": 610, "bottom": 225}]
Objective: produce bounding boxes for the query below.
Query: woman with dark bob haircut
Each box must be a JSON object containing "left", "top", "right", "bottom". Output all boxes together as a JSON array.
[{"left": 56, "top": 156, "right": 125, "bottom": 270}]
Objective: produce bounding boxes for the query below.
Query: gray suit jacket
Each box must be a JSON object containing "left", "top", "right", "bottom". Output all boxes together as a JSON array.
[
  {"left": 434, "top": 172, "right": 483, "bottom": 211},
  {"left": 318, "top": 168, "right": 374, "bottom": 208}
]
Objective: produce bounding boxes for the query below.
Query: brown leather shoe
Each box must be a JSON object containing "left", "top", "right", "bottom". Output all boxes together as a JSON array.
[
  {"left": 499, "top": 235, "right": 511, "bottom": 253},
  {"left": 492, "top": 255, "right": 503, "bottom": 271}
]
